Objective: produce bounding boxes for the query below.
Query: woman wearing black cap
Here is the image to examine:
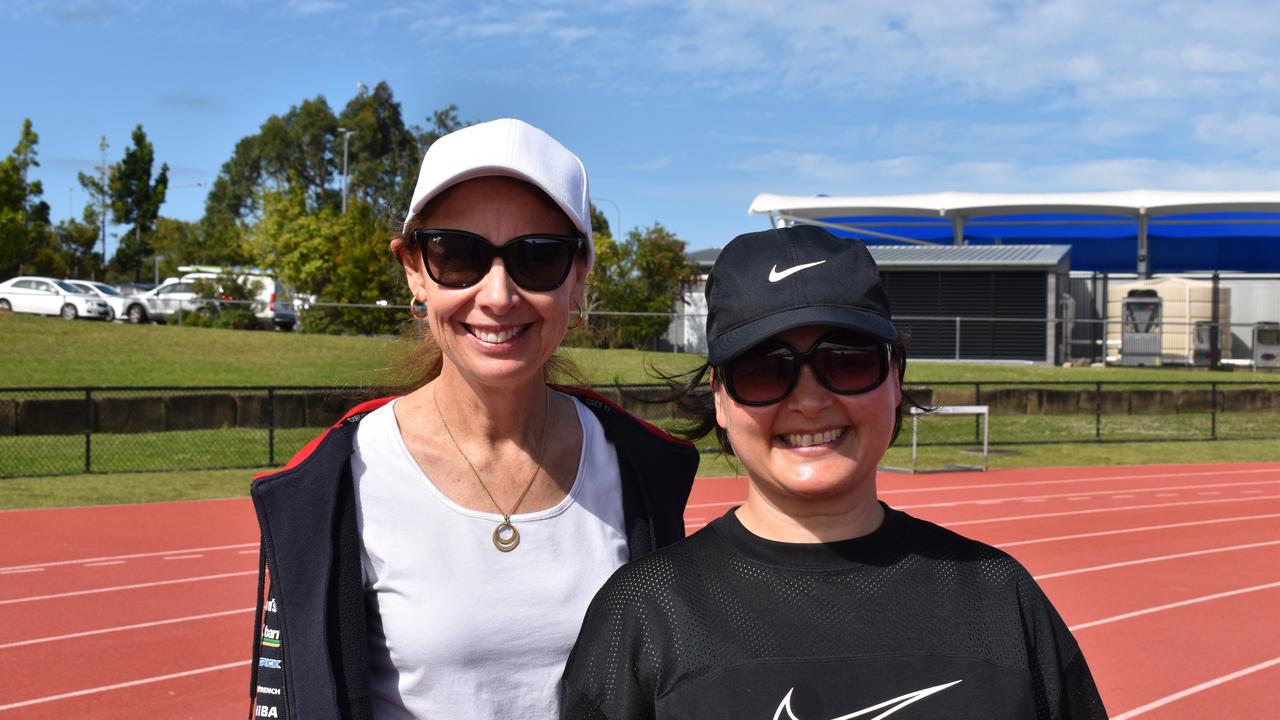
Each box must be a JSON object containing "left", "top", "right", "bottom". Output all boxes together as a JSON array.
[
  {"left": 248, "top": 119, "right": 697, "bottom": 720},
  {"left": 561, "top": 225, "right": 1106, "bottom": 719}
]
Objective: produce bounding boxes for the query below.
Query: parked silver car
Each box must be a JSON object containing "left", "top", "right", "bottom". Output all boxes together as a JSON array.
[{"left": 0, "top": 276, "right": 111, "bottom": 320}]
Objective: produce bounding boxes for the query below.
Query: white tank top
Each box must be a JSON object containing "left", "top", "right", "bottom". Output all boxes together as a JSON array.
[{"left": 351, "top": 393, "right": 627, "bottom": 719}]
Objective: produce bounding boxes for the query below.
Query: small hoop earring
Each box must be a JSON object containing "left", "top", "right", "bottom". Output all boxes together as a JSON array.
[
  {"left": 568, "top": 302, "right": 583, "bottom": 330},
  {"left": 409, "top": 297, "right": 429, "bottom": 320}
]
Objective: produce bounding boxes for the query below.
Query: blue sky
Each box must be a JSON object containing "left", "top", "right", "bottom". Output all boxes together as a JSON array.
[{"left": 6, "top": 0, "right": 1280, "bottom": 258}]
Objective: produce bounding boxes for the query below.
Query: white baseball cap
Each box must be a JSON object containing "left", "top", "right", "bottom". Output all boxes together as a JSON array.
[{"left": 403, "top": 118, "right": 594, "bottom": 271}]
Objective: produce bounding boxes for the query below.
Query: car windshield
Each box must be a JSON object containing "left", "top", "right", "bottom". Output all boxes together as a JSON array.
[
  {"left": 92, "top": 283, "right": 123, "bottom": 296},
  {"left": 55, "top": 280, "right": 83, "bottom": 294},
  {"left": 71, "top": 282, "right": 96, "bottom": 294}
]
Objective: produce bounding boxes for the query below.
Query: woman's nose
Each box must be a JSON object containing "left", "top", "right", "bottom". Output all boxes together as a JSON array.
[
  {"left": 473, "top": 257, "right": 519, "bottom": 312},
  {"left": 785, "top": 364, "right": 833, "bottom": 415}
]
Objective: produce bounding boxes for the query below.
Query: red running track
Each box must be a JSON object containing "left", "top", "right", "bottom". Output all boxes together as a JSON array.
[{"left": 1, "top": 463, "right": 1278, "bottom": 718}]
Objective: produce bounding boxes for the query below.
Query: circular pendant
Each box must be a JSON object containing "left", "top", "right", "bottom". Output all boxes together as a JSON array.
[{"left": 493, "top": 521, "right": 520, "bottom": 552}]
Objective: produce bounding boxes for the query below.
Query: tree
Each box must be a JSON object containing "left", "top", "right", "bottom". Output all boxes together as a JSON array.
[
  {"left": 0, "top": 119, "right": 53, "bottom": 277},
  {"left": 336, "top": 81, "right": 420, "bottom": 213},
  {"left": 588, "top": 223, "right": 696, "bottom": 348},
  {"left": 108, "top": 124, "right": 169, "bottom": 280},
  {"left": 248, "top": 187, "right": 407, "bottom": 335}
]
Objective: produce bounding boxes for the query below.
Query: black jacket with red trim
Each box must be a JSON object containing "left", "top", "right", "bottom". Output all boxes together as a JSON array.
[{"left": 247, "top": 387, "right": 700, "bottom": 720}]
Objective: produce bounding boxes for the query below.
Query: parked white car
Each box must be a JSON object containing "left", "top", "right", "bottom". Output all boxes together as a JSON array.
[
  {"left": 66, "top": 280, "right": 128, "bottom": 322},
  {"left": 0, "top": 276, "right": 111, "bottom": 320},
  {"left": 173, "top": 266, "right": 298, "bottom": 330}
]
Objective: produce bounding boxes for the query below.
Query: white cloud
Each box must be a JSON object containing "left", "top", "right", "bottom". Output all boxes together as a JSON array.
[{"left": 286, "top": 0, "right": 345, "bottom": 16}]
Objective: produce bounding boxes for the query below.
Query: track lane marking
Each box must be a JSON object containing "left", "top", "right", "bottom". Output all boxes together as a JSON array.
[
  {"left": 878, "top": 466, "right": 1280, "bottom": 495},
  {"left": 1035, "top": 540, "right": 1280, "bottom": 580},
  {"left": 0, "top": 608, "right": 254, "bottom": 649},
  {"left": 0, "top": 542, "right": 257, "bottom": 573},
  {"left": 0, "top": 570, "right": 257, "bottom": 605},
  {"left": 895, "top": 479, "right": 1280, "bottom": 509},
  {"left": 1069, "top": 580, "right": 1280, "bottom": 631},
  {"left": 162, "top": 554, "right": 203, "bottom": 561},
  {"left": 997, "top": 512, "right": 1280, "bottom": 547},
  {"left": 1110, "top": 656, "right": 1280, "bottom": 720},
  {"left": 0, "top": 569, "right": 42, "bottom": 575},
  {"left": 0, "top": 659, "right": 250, "bottom": 711},
  {"left": 946, "top": 494, "right": 1280, "bottom": 526},
  {"left": 83, "top": 560, "right": 126, "bottom": 567}
]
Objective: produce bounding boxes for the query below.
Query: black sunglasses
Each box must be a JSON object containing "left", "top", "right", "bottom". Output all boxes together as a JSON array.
[
  {"left": 413, "top": 228, "right": 583, "bottom": 292},
  {"left": 722, "top": 332, "right": 891, "bottom": 406}
]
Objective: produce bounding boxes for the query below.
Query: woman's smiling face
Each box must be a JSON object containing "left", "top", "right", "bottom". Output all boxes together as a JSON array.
[
  {"left": 402, "top": 176, "right": 586, "bottom": 389},
  {"left": 713, "top": 324, "right": 902, "bottom": 510}
]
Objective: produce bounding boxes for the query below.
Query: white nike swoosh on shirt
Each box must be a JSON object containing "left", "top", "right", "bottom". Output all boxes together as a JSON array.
[
  {"left": 772, "top": 680, "right": 963, "bottom": 720},
  {"left": 769, "top": 260, "right": 827, "bottom": 282}
]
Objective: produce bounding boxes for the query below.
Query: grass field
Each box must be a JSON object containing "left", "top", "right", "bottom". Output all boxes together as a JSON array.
[{"left": 2, "top": 311, "right": 1268, "bottom": 387}]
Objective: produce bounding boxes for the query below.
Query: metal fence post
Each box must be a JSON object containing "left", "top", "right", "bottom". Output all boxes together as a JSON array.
[
  {"left": 974, "top": 382, "right": 982, "bottom": 442},
  {"left": 1210, "top": 382, "right": 1218, "bottom": 441},
  {"left": 84, "top": 388, "right": 93, "bottom": 473},
  {"left": 267, "top": 387, "right": 276, "bottom": 466},
  {"left": 1094, "top": 382, "right": 1102, "bottom": 442},
  {"left": 954, "top": 317, "right": 961, "bottom": 360}
]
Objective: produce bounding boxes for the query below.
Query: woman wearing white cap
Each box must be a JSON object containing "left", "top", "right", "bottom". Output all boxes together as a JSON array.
[
  {"left": 248, "top": 119, "right": 698, "bottom": 719},
  {"left": 562, "top": 226, "right": 1106, "bottom": 719}
]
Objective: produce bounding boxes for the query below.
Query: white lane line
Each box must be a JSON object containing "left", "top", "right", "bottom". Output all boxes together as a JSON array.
[
  {"left": 895, "top": 479, "right": 1280, "bottom": 510},
  {"left": 1155, "top": 493, "right": 1178, "bottom": 497},
  {"left": 0, "top": 542, "right": 257, "bottom": 573},
  {"left": 0, "top": 660, "right": 250, "bottom": 711},
  {"left": 1067, "top": 497, "right": 1091, "bottom": 501},
  {"left": 0, "top": 569, "right": 43, "bottom": 575},
  {"left": 0, "top": 571, "right": 257, "bottom": 606},
  {"left": 1069, "top": 580, "right": 1280, "bottom": 631},
  {"left": 1244, "top": 490, "right": 1265, "bottom": 494},
  {"left": 685, "top": 499, "right": 742, "bottom": 510},
  {"left": 879, "top": 466, "right": 1280, "bottom": 495},
  {"left": 1036, "top": 540, "right": 1280, "bottom": 580},
  {"left": 1110, "top": 656, "right": 1280, "bottom": 720},
  {"left": 1111, "top": 494, "right": 1135, "bottom": 499},
  {"left": 162, "top": 555, "right": 203, "bottom": 561},
  {"left": 1022, "top": 499, "right": 1047, "bottom": 503},
  {"left": 0, "top": 608, "right": 254, "bottom": 650},
  {"left": 238, "top": 549, "right": 259, "bottom": 555},
  {"left": 947, "top": 495, "right": 1280, "bottom": 527},
  {"left": 1200, "top": 491, "right": 1222, "bottom": 495},
  {"left": 997, "top": 513, "right": 1280, "bottom": 548},
  {"left": 83, "top": 561, "right": 126, "bottom": 567}
]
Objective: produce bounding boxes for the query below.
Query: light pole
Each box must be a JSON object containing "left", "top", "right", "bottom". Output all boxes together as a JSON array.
[{"left": 337, "top": 128, "right": 355, "bottom": 214}]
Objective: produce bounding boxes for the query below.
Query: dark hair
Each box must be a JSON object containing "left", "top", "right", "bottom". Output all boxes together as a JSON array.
[
  {"left": 388, "top": 180, "right": 589, "bottom": 394},
  {"left": 656, "top": 338, "right": 926, "bottom": 457}
]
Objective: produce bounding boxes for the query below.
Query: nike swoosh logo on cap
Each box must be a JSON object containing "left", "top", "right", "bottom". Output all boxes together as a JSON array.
[
  {"left": 769, "top": 260, "right": 827, "bottom": 282},
  {"left": 772, "top": 680, "right": 962, "bottom": 720}
]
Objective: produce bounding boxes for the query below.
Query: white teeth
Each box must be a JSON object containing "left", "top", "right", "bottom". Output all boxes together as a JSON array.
[
  {"left": 782, "top": 428, "right": 847, "bottom": 448},
  {"left": 470, "top": 325, "right": 524, "bottom": 343}
]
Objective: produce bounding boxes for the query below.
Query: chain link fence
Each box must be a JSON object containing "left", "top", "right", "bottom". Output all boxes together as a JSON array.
[{"left": 2, "top": 380, "right": 1278, "bottom": 478}]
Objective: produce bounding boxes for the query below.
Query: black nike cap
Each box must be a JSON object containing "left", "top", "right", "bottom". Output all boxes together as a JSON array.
[{"left": 705, "top": 224, "right": 897, "bottom": 365}]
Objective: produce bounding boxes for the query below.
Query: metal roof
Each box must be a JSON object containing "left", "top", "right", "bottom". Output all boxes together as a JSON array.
[{"left": 868, "top": 243, "right": 1070, "bottom": 269}]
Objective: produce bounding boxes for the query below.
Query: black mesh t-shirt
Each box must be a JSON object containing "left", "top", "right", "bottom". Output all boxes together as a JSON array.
[{"left": 561, "top": 504, "right": 1106, "bottom": 720}]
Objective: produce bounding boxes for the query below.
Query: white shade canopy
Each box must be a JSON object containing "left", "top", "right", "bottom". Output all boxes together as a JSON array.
[{"left": 749, "top": 189, "right": 1280, "bottom": 220}]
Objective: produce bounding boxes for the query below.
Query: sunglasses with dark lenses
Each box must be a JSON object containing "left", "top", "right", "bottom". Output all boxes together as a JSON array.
[
  {"left": 414, "top": 228, "right": 582, "bottom": 291},
  {"left": 723, "top": 332, "right": 890, "bottom": 406}
]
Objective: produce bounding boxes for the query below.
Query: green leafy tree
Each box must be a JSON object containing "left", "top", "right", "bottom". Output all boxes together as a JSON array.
[
  {"left": 588, "top": 223, "right": 696, "bottom": 348},
  {"left": 107, "top": 124, "right": 169, "bottom": 280},
  {"left": 337, "top": 81, "right": 421, "bottom": 213},
  {"left": 47, "top": 204, "right": 106, "bottom": 278},
  {"left": 0, "top": 119, "right": 53, "bottom": 276},
  {"left": 248, "top": 187, "right": 407, "bottom": 335}
]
